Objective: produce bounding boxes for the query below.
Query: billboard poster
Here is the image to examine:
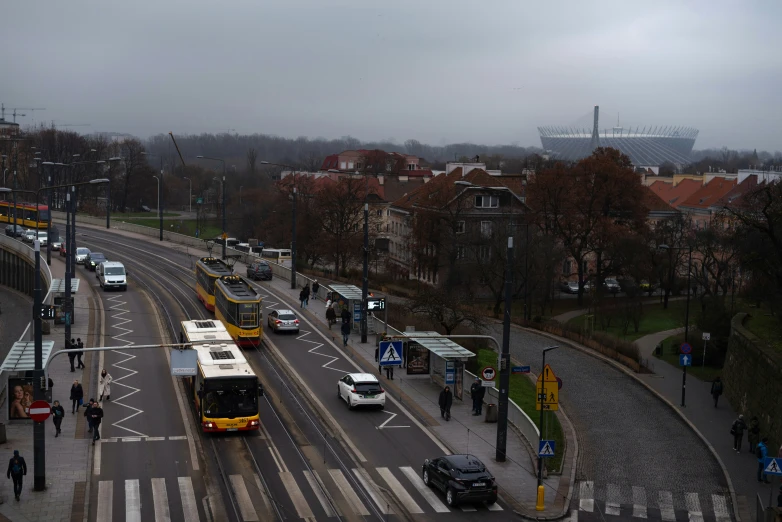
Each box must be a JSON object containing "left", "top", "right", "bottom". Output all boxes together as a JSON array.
[
  {"left": 406, "top": 342, "right": 430, "bottom": 375},
  {"left": 8, "top": 378, "right": 34, "bottom": 420}
]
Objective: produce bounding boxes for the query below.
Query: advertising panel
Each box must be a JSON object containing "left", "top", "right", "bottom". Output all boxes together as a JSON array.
[
  {"left": 406, "top": 341, "right": 430, "bottom": 375},
  {"left": 8, "top": 378, "right": 34, "bottom": 420}
]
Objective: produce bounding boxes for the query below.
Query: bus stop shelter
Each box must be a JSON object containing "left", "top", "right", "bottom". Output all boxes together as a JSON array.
[
  {"left": 329, "top": 284, "right": 364, "bottom": 331},
  {"left": 402, "top": 331, "right": 475, "bottom": 400},
  {"left": 50, "top": 278, "right": 80, "bottom": 325},
  {"left": 1, "top": 341, "right": 56, "bottom": 422}
]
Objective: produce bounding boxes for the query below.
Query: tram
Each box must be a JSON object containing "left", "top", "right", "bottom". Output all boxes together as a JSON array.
[
  {"left": 194, "top": 257, "right": 233, "bottom": 311},
  {"left": 214, "top": 275, "right": 263, "bottom": 348},
  {"left": 0, "top": 201, "right": 50, "bottom": 229},
  {"left": 180, "top": 319, "right": 262, "bottom": 432}
]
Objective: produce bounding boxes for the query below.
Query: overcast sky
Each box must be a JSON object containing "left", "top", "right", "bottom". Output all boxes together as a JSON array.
[{"left": 2, "top": 0, "right": 780, "bottom": 151}]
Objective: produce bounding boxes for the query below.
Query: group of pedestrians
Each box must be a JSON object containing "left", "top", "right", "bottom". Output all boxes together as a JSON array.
[
  {"left": 66, "top": 337, "right": 85, "bottom": 372},
  {"left": 730, "top": 413, "right": 782, "bottom": 485},
  {"left": 299, "top": 280, "right": 320, "bottom": 309},
  {"left": 61, "top": 369, "right": 111, "bottom": 444}
]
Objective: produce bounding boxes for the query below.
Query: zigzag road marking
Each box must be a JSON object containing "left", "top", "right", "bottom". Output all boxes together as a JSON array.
[
  {"left": 106, "top": 294, "right": 147, "bottom": 437},
  {"left": 296, "top": 329, "right": 353, "bottom": 373}
]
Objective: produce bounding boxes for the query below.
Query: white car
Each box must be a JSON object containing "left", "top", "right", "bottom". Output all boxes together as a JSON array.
[
  {"left": 337, "top": 373, "right": 385, "bottom": 410},
  {"left": 22, "top": 229, "right": 36, "bottom": 243},
  {"left": 267, "top": 309, "right": 300, "bottom": 334},
  {"left": 36, "top": 231, "right": 48, "bottom": 246},
  {"left": 75, "top": 247, "right": 91, "bottom": 264}
]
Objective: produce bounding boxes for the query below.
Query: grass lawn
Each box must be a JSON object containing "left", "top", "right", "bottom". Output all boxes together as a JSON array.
[
  {"left": 121, "top": 218, "right": 222, "bottom": 240},
  {"left": 743, "top": 312, "right": 782, "bottom": 354},
  {"left": 567, "top": 299, "right": 689, "bottom": 342},
  {"left": 113, "top": 211, "right": 180, "bottom": 218},
  {"left": 654, "top": 332, "right": 724, "bottom": 382},
  {"left": 472, "top": 348, "right": 564, "bottom": 473}
]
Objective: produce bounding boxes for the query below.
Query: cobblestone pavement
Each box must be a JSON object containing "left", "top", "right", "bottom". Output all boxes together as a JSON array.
[{"left": 485, "top": 322, "right": 732, "bottom": 519}]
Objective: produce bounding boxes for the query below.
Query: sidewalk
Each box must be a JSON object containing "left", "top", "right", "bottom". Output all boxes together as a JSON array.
[
  {"left": 0, "top": 257, "right": 97, "bottom": 522},
  {"left": 551, "top": 295, "right": 687, "bottom": 323},
  {"left": 635, "top": 329, "right": 776, "bottom": 522}
]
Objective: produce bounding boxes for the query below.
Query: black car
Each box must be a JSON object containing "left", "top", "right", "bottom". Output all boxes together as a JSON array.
[
  {"left": 422, "top": 454, "right": 498, "bottom": 507},
  {"left": 4, "top": 224, "right": 24, "bottom": 237},
  {"left": 246, "top": 260, "right": 272, "bottom": 281},
  {"left": 85, "top": 252, "right": 107, "bottom": 271}
]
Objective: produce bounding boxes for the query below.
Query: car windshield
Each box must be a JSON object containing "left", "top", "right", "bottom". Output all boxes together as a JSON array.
[
  {"left": 355, "top": 382, "right": 382, "bottom": 393},
  {"left": 606, "top": 278, "right": 618, "bottom": 284},
  {"left": 278, "top": 314, "right": 296, "bottom": 320},
  {"left": 91, "top": 254, "right": 106, "bottom": 262},
  {"left": 105, "top": 267, "right": 125, "bottom": 275},
  {"left": 203, "top": 378, "right": 258, "bottom": 417},
  {"left": 77, "top": 248, "right": 89, "bottom": 255}
]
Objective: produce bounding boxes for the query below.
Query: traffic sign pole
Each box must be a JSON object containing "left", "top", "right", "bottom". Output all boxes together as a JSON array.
[
  {"left": 536, "top": 346, "right": 558, "bottom": 512},
  {"left": 32, "top": 241, "right": 46, "bottom": 491}
]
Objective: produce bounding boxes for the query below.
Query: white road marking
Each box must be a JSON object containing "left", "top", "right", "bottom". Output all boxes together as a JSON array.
[
  {"left": 399, "top": 466, "right": 450, "bottom": 513},
  {"left": 229, "top": 474, "right": 260, "bottom": 521},
  {"left": 377, "top": 410, "right": 410, "bottom": 430},
  {"left": 578, "top": 481, "right": 594, "bottom": 512},
  {"left": 712, "top": 494, "right": 731, "bottom": 522},
  {"left": 632, "top": 486, "right": 647, "bottom": 519},
  {"left": 314, "top": 470, "right": 343, "bottom": 517},
  {"left": 93, "top": 441, "right": 101, "bottom": 475},
  {"left": 299, "top": 329, "right": 353, "bottom": 373},
  {"left": 352, "top": 468, "right": 393, "bottom": 515},
  {"left": 605, "top": 483, "right": 622, "bottom": 516},
  {"left": 151, "top": 477, "right": 171, "bottom": 522},
  {"left": 178, "top": 477, "right": 201, "bottom": 521},
  {"left": 303, "top": 470, "right": 337, "bottom": 518},
  {"left": 254, "top": 473, "right": 273, "bottom": 512},
  {"left": 167, "top": 435, "right": 188, "bottom": 440},
  {"left": 280, "top": 471, "right": 316, "bottom": 520},
  {"left": 328, "top": 469, "right": 370, "bottom": 516},
  {"left": 658, "top": 491, "right": 676, "bottom": 521},
  {"left": 685, "top": 492, "right": 703, "bottom": 522},
  {"left": 487, "top": 502, "right": 504, "bottom": 511},
  {"left": 97, "top": 481, "right": 113, "bottom": 522},
  {"left": 147, "top": 437, "right": 165, "bottom": 441},
  {"left": 376, "top": 467, "right": 424, "bottom": 514},
  {"left": 568, "top": 509, "right": 579, "bottom": 522},
  {"left": 122, "top": 437, "right": 141, "bottom": 442},
  {"left": 125, "top": 479, "right": 141, "bottom": 522}
]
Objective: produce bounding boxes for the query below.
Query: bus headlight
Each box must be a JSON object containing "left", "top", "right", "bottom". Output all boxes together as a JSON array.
[
  {"left": 203, "top": 421, "right": 214, "bottom": 429},
  {"left": 249, "top": 419, "right": 259, "bottom": 427}
]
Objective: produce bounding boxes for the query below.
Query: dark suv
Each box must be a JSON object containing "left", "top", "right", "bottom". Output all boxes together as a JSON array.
[
  {"left": 422, "top": 454, "right": 497, "bottom": 507},
  {"left": 246, "top": 260, "right": 272, "bottom": 281}
]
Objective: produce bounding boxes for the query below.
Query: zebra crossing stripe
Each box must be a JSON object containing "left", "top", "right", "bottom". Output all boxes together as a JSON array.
[
  {"left": 712, "top": 494, "right": 731, "bottom": 522},
  {"left": 352, "top": 468, "right": 394, "bottom": 515},
  {"left": 178, "top": 477, "right": 200, "bottom": 521},
  {"left": 151, "top": 478, "right": 171, "bottom": 522},
  {"left": 399, "top": 466, "right": 450, "bottom": 513},
  {"left": 486, "top": 502, "right": 504, "bottom": 511},
  {"left": 460, "top": 505, "right": 478, "bottom": 512},
  {"left": 280, "top": 471, "right": 316, "bottom": 520},
  {"left": 578, "top": 481, "right": 594, "bottom": 512},
  {"left": 632, "top": 485, "right": 647, "bottom": 519},
  {"left": 229, "top": 474, "right": 260, "bottom": 521},
  {"left": 685, "top": 492, "right": 704, "bottom": 522},
  {"left": 303, "top": 470, "right": 337, "bottom": 518},
  {"left": 126, "top": 479, "right": 141, "bottom": 522},
  {"left": 97, "top": 481, "right": 113, "bottom": 522},
  {"left": 328, "top": 469, "right": 370, "bottom": 516},
  {"left": 605, "top": 483, "right": 621, "bottom": 516},
  {"left": 376, "top": 467, "right": 424, "bottom": 514},
  {"left": 658, "top": 491, "right": 676, "bottom": 521}
]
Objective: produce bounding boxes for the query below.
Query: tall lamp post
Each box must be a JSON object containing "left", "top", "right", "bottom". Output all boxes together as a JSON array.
[
  {"left": 260, "top": 161, "right": 298, "bottom": 289},
  {"left": 142, "top": 152, "right": 164, "bottom": 241},
  {"left": 184, "top": 177, "right": 192, "bottom": 212},
  {"left": 105, "top": 157, "right": 121, "bottom": 229},
  {"left": 197, "top": 156, "right": 226, "bottom": 259}
]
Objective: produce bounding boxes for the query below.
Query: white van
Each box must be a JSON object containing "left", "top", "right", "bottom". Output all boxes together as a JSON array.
[{"left": 98, "top": 261, "right": 128, "bottom": 291}]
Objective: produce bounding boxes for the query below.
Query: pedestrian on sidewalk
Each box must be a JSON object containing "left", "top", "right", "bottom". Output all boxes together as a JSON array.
[
  {"left": 70, "top": 380, "right": 84, "bottom": 414},
  {"left": 84, "top": 399, "right": 95, "bottom": 434},
  {"left": 6, "top": 450, "right": 27, "bottom": 501},
  {"left": 76, "top": 338, "right": 85, "bottom": 369},
  {"left": 312, "top": 280, "right": 320, "bottom": 300},
  {"left": 384, "top": 365, "right": 394, "bottom": 380},
  {"left": 341, "top": 321, "right": 350, "bottom": 348},
  {"left": 439, "top": 386, "right": 453, "bottom": 421},
  {"left": 326, "top": 306, "right": 336, "bottom": 329},
  {"left": 757, "top": 437, "right": 770, "bottom": 484},
  {"left": 99, "top": 369, "right": 112, "bottom": 402},
  {"left": 470, "top": 378, "right": 485, "bottom": 416},
  {"left": 710, "top": 376, "right": 723, "bottom": 407},
  {"left": 90, "top": 402, "right": 104, "bottom": 445},
  {"left": 748, "top": 416, "right": 760, "bottom": 453},
  {"left": 341, "top": 307, "right": 350, "bottom": 324},
  {"left": 51, "top": 400, "right": 65, "bottom": 437},
  {"left": 67, "top": 339, "right": 76, "bottom": 373},
  {"left": 731, "top": 414, "right": 747, "bottom": 452},
  {"left": 299, "top": 288, "right": 307, "bottom": 309},
  {"left": 303, "top": 283, "right": 311, "bottom": 306}
]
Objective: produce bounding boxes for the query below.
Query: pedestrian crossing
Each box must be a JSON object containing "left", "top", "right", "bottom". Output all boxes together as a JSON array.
[
  {"left": 575, "top": 481, "right": 733, "bottom": 522},
  {"left": 95, "top": 465, "right": 504, "bottom": 520}
]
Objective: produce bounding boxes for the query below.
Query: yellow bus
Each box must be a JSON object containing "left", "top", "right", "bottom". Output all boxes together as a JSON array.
[
  {"left": 195, "top": 257, "right": 233, "bottom": 312},
  {"left": 0, "top": 201, "right": 50, "bottom": 229},
  {"left": 180, "top": 319, "right": 263, "bottom": 433},
  {"left": 214, "top": 275, "right": 263, "bottom": 348}
]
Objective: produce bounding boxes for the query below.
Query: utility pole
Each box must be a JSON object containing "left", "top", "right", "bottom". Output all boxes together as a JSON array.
[
  {"left": 291, "top": 187, "right": 297, "bottom": 289},
  {"left": 32, "top": 239, "right": 46, "bottom": 491},
  {"left": 496, "top": 236, "right": 513, "bottom": 461},
  {"left": 361, "top": 202, "right": 369, "bottom": 343}
]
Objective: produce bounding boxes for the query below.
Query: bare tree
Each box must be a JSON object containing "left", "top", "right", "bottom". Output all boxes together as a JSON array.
[
  {"left": 408, "top": 287, "right": 484, "bottom": 335},
  {"left": 247, "top": 147, "right": 258, "bottom": 175}
]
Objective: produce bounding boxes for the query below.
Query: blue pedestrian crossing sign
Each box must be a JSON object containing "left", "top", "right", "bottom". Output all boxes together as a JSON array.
[
  {"left": 764, "top": 457, "right": 782, "bottom": 476},
  {"left": 679, "top": 354, "right": 692, "bottom": 366},
  {"left": 379, "top": 341, "right": 403, "bottom": 367},
  {"left": 538, "top": 440, "right": 555, "bottom": 458}
]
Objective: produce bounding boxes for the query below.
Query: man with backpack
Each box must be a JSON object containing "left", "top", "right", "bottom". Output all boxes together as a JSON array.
[
  {"left": 7, "top": 450, "right": 27, "bottom": 501},
  {"left": 710, "top": 377, "right": 723, "bottom": 407},
  {"left": 731, "top": 414, "right": 747, "bottom": 453},
  {"left": 756, "top": 437, "right": 771, "bottom": 484}
]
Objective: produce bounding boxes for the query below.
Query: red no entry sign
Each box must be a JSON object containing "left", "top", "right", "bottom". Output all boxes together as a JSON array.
[{"left": 28, "top": 400, "right": 51, "bottom": 422}]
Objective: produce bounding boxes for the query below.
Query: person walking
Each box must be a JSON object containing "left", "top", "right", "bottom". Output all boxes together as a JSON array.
[
  {"left": 99, "top": 369, "right": 112, "bottom": 402},
  {"left": 748, "top": 416, "right": 760, "bottom": 454},
  {"left": 70, "top": 380, "right": 84, "bottom": 414},
  {"left": 7, "top": 450, "right": 27, "bottom": 501},
  {"left": 326, "top": 305, "right": 336, "bottom": 329},
  {"left": 384, "top": 364, "right": 394, "bottom": 380},
  {"left": 439, "top": 386, "right": 453, "bottom": 421},
  {"left": 84, "top": 399, "right": 95, "bottom": 434},
  {"left": 67, "top": 338, "right": 76, "bottom": 373},
  {"left": 757, "top": 437, "right": 770, "bottom": 484},
  {"left": 76, "top": 338, "right": 85, "bottom": 369},
  {"left": 470, "top": 378, "right": 485, "bottom": 416},
  {"left": 299, "top": 288, "right": 307, "bottom": 309},
  {"left": 51, "top": 400, "right": 65, "bottom": 437},
  {"left": 303, "top": 283, "right": 311, "bottom": 307},
  {"left": 341, "top": 307, "right": 351, "bottom": 324},
  {"left": 731, "top": 414, "right": 747, "bottom": 452},
  {"left": 312, "top": 280, "right": 320, "bottom": 300},
  {"left": 710, "top": 377, "right": 723, "bottom": 407},
  {"left": 341, "top": 321, "right": 351, "bottom": 348},
  {"left": 90, "top": 402, "right": 104, "bottom": 444}
]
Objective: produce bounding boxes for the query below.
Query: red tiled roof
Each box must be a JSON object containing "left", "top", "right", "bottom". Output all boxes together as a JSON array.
[
  {"left": 319, "top": 154, "right": 338, "bottom": 171},
  {"left": 648, "top": 179, "right": 703, "bottom": 208},
  {"left": 717, "top": 175, "right": 761, "bottom": 208},
  {"left": 642, "top": 186, "right": 677, "bottom": 212},
  {"left": 401, "top": 169, "right": 433, "bottom": 177},
  {"left": 679, "top": 177, "right": 737, "bottom": 209}
]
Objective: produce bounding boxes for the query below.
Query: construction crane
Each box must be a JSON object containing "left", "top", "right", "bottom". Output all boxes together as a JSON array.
[{"left": 0, "top": 104, "right": 46, "bottom": 122}]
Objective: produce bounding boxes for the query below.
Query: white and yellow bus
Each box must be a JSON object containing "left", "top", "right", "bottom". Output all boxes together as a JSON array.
[{"left": 260, "top": 248, "right": 292, "bottom": 265}]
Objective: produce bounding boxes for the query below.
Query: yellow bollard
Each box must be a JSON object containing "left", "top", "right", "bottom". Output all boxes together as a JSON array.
[{"left": 536, "top": 485, "right": 545, "bottom": 511}]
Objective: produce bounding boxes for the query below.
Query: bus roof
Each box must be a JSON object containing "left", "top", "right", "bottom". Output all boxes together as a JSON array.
[
  {"left": 216, "top": 275, "right": 260, "bottom": 301},
  {"left": 192, "top": 342, "right": 256, "bottom": 379},
  {"left": 196, "top": 257, "right": 233, "bottom": 277},
  {"left": 181, "top": 320, "right": 234, "bottom": 343},
  {"left": 0, "top": 201, "right": 48, "bottom": 210}
]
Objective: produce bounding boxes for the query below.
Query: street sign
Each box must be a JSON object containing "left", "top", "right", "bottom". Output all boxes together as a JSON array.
[
  {"left": 367, "top": 298, "right": 385, "bottom": 311},
  {"left": 512, "top": 366, "right": 531, "bottom": 374},
  {"left": 27, "top": 400, "right": 51, "bottom": 422},
  {"left": 221, "top": 232, "right": 228, "bottom": 240},
  {"left": 536, "top": 364, "right": 559, "bottom": 411},
  {"left": 680, "top": 342, "right": 692, "bottom": 354},
  {"left": 763, "top": 457, "right": 782, "bottom": 476},
  {"left": 196, "top": 197, "right": 203, "bottom": 204},
  {"left": 538, "top": 440, "right": 556, "bottom": 457},
  {"left": 480, "top": 366, "right": 496, "bottom": 383},
  {"left": 556, "top": 376, "right": 563, "bottom": 390},
  {"left": 39, "top": 305, "right": 55, "bottom": 320},
  {"left": 353, "top": 303, "right": 362, "bottom": 322},
  {"left": 679, "top": 354, "right": 692, "bottom": 367},
  {"left": 445, "top": 361, "right": 455, "bottom": 385},
  {"left": 702, "top": 332, "right": 711, "bottom": 341},
  {"left": 379, "top": 341, "right": 403, "bottom": 367},
  {"left": 171, "top": 349, "right": 198, "bottom": 376}
]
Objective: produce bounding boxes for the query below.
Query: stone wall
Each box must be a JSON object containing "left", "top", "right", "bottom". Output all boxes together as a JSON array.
[{"left": 723, "top": 313, "right": 781, "bottom": 454}]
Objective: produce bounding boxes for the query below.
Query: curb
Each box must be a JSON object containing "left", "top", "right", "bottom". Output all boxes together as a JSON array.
[{"left": 514, "top": 323, "right": 741, "bottom": 522}]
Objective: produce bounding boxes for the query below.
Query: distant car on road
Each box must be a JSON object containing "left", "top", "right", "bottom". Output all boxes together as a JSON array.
[
  {"left": 337, "top": 373, "right": 385, "bottom": 410},
  {"left": 422, "top": 454, "right": 498, "bottom": 507},
  {"left": 4, "top": 225, "right": 24, "bottom": 237},
  {"left": 85, "top": 252, "right": 107, "bottom": 272},
  {"left": 22, "top": 229, "right": 36, "bottom": 243},
  {"left": 267, "top": 308, "right": 299, "bottom": 334},
  {"left": 75, "top": 247, "right": 91, "bottom": 264},
  {"left": 560, "top": 281, "right": 579, "bottom": 294},
  {"left": 247, "top": 260, "right": 272, "bottom": 281},
  {"left": 141, "top": 205, "right": 152, "bottom": 212},
  {"left": 603, "top": 278, "right": 621, "bottom": 293}
]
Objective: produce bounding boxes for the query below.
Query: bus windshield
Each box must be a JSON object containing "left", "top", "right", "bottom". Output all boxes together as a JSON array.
[
  {"left": 38, "top": 210, "right": 50, "bottom": 222},
  {"left": 203, "top": 378, "right": 258, "bottom": 417},
  {"left": 238, "top": 303, "right": 259, "bottom": 327}
]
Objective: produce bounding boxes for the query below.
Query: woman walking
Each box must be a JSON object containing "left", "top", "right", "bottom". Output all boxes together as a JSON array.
[
  {"left": 438, "top": 386, "right": 453, "bottom": 421},
  {"left": 69, "top": 380, "right": 84, "bottom": 414},
  {"left": 99, "top": 369, "right": 113, "bottom": 402}
]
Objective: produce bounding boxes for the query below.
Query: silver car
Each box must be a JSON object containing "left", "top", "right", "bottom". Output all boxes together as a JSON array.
[
  {"left": 75, "top": 247, "right": 91, "bottom": 264},
  {"left": 267, "top": 309, "right": 300, "bottom": 334},
  {"left": 22, "top": 229, "right": 36, "bottom": 243}
]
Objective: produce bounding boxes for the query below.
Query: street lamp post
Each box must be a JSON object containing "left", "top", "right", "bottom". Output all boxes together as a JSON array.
[
  {"left": 260, "top": 161, "right": 298, "bottom": 288},
  {"left": 106, "top": 157, "right": 121, "bottom": 229},
  {"left": 142, "top": 152, "right": 164, "bottom": 241},
  {"left": 361, "top": 202, "right": 369, "bottom": 343},
  {"left": 152, "top": 175, "right": 161, "bottom": 240},
  {"left": 536, "top": 345, "right": 559, "bottom": 510},
  {"left": 197, "top": 156, "right": 226, "bottom": 259},
  {"left": 184, "top": 177, "right": 192, "bottom": 212}
]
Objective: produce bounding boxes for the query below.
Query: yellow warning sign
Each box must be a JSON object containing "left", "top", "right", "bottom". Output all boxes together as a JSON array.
[
  {"left": 222, "top": 232, "right": 228, "bottom": 240},
  {"left": 535, "top": 364, "right": 559, "bottom": 411}
]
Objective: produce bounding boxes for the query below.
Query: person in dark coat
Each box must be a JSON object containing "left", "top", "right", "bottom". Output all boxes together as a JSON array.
[
  {"left": 70, "top": 380, "right": 84, "bottom": 413},
  {"left": 326, "top": 306, "right": 337, "bottom": 328},
  {"left": 7, "top": 450, "right": 27, "bottom": 501},
  {"left": 731, "top": 414, "right": 747, "bottom": 452},
  {"left": 84, "top": 399, "right": 95, "bottom": 433},
  {"left": 76, "top": 338, "right": 85, "bottom": 369},
  {"left": 340, "top": 321, "right": 351, "bottom": 348},
  {"left": 67, "top": 339, "right": 76, "bottom": 372},
  {"left": 51, "top": 400, "right": 65, "bottom": 437},
  {"left": 312, "top": 280, "right": 320, "bottom": 300},
  {"left": 341, "top": 307, "right": 351, "bottom": 324},
  {"left": 747, "top": 416, "right": 760, "bottom": 454},
  {"left": 303, "top": 284, "right": 311, "bottom": 306},
  {"left": 470, "top": 378, "right": 486, "bottom": 416},
  {"left": 439, "top": 386, "right": 453, "bottom": 421},
  {"left": 299, "top": 289, "right": 307, "bottom": 309},
  {"left": 710, "top": 376, "right": 723, "bottom": 407},
  {"left": 90, "top": 402, "right": 104, "bottom": 444}
]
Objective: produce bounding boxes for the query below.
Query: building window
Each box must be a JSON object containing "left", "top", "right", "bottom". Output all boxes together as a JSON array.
[
  {"left": 455, "top": 221, "right": 465, "bottom": 234},
  {"left": 481, "top": 221, "right": 492, "bottom": 237},
  {"left": 377, "top": 209, "right": 382, "bottom": 217},
  {"left": 475, "top": 195, "right": 499, "bottom": 208},
  {"left": 348, "top": 162, "right": 354, "bottom": 170},
  {"left": 456, "top": 246, "right": 466, "bottom": 259},
  {"left": 356, "top": 163, "right": 362, "bottom": 169},
  {"left": 479, "top": 246, "right": 491, "bottom": 260},
  {"left": 340, "top": 162, "right": 346, "bottom": 170}
]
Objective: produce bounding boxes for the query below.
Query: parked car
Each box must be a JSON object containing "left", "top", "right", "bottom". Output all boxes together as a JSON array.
[
  {"left": 4, "top": 224, "right": 24, "bottom": 237},
  {"left": 603, "top": 278, "right": 621, "bottom": 293},
  {"left": 560, "top": 281, "right": 579, "bottom": 294},
  {"left": 337, "top": 373, "right": 385, "bottom": 410},
  {"left": 85, "top": 252, "right": 108, "bottom": 272},
  {"left": 639, "top": 280, "right": 656, "bottom": 294},
  {"left": 141, "top": 205, "right": 152, "bottom": 212},
  {"left": 75, "top": 247, "right": 91, "bottom": 264},
  {"left": 421, "top": 454, "right": 498, "bottom": 507},
  {"left": 247, "top": 260, "right": 272, "bottom": 281},
  {"left": 267, "top": 309, "right": 299, "bottom": 334}
]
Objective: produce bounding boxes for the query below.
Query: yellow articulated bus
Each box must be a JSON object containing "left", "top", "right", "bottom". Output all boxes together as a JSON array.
[
  {"left": 195, "top": 257, "right": 233, "bottom": 312},
  {"left": 214, "top": 275, "right": 263, "bottom": 348},
  {"left": 180, "top": 319, "right": 263, "bottom": 433},
  {"left": 0, "top": 201, "right": 50, "bottom": 228}
]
